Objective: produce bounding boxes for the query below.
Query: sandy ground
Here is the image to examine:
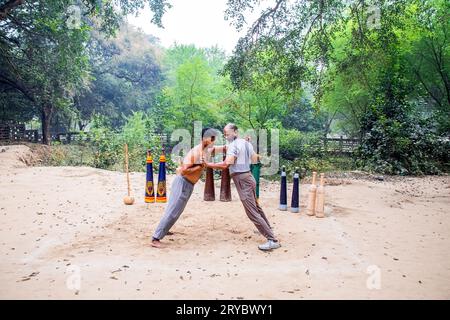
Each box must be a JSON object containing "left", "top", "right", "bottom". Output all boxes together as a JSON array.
[{"left": 0, "top": 144, "right": 449, "bottom": 299}]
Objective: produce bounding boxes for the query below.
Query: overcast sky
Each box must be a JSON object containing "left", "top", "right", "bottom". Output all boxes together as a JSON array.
[{"left": 126, "top": 0, "right": 262, "bottom": 55}]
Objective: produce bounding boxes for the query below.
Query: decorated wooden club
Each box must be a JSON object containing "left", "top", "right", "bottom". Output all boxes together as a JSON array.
[
  {"left": 156, "top": 145, "right": 167, "bottom": 203},
  {"left": 315, "top": 173, "right": 325, "bottom": 218},
  {"left": 291, "top": 167, "right": 300, "bottom": 213},
  {"left": 144, "top": 149, "right": 155, "bottom": 203},
  {"left": 306, "top": 171, "right": 317, "bottom": 216},
  {"left": 279, "top": 166, "right": 287, "bottom": 211}
]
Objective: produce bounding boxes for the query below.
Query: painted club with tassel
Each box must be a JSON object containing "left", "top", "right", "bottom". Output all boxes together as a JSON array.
[
  {"left": 315, "top": 173, "right": 325, "bottom": 218},
  {"left": 291, "top": 167, "right": 300, "bottom": 213},
  {"left": 144, "top": 149, "right": 155, "bottom": 203},
  {"left": 279, "top": 166, "right": 287, "bottom": 211},
  {"left": 306, "top": 171, "right": 317, "bottom": 216},
  {"left": 156, "top": 146, "right": 167, "bottom": 203}
]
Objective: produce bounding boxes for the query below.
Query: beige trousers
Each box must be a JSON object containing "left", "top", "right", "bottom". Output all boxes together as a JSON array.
[{"left": 232, "top": 172, "right": 276, "bottom": 241}]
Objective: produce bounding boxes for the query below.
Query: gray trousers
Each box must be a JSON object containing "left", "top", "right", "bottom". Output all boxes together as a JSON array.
[
  {"left": 232, "top": 172, "right": 276, "bottom": 241},
  {"left": 152, "top": 175, "right": 194, "bottom": 240}
]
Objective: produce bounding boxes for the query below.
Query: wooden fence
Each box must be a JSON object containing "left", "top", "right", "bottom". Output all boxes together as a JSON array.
[
  {"left": 322, "top": 137, "right": 360, "bottom": 154},
  {"left": 0, "top": 124, "right": 169, "bottom": 146},
  {"left": 1, "top": 123, "right": 359, "bottom": 154},
  {"left": 0, "top": 123, "right": 39, "bottom": 143}
]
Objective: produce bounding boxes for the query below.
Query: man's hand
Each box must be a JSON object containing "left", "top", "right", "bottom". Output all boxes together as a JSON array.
[
  {"left": 200, "top": 155, "right": 207, "bottom": 167},
  {"left": 251, "top": 153, "right": 262, "bottom": 163},
  {"left": 205, "top": 162, "right": 213, "bottom": 168}
]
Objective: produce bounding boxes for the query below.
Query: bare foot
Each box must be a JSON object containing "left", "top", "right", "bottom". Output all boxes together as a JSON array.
[{"left": 151, "top": 239, "right": 164, "bottom": 248}]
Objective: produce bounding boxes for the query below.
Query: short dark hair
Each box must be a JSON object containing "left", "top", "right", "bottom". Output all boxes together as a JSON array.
[{"left": 202, "top": 127, "right": 216, "bottom": 140}]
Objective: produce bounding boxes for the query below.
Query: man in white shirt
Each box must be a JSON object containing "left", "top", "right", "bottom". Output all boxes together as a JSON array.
[{"left": 204, "top": 123, "right": 281, "bottom": 251}]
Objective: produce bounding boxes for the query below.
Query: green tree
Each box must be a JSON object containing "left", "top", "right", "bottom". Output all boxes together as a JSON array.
[
  {"left": 0, "top": 1, "right": 91, "bottom": 143},
  {"left": 162, "top": 44, "right": 228, "bottom": 132},
  {"left": 0, "top": 0, "right": 170, "bottom": 144},
  {"left": 74, "top": 24, "right": 163, "bottom": 129}
]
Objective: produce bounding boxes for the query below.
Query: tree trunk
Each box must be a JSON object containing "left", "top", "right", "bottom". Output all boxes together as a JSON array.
[
  {"left": 0, "top": 0, "right": 24, "bottom": 20},
  {"left": 41, "top": 104, "right": 53, "bottom": 145},
  {"left": 78, "top": 120, "right": 88, "bottom": 131}
]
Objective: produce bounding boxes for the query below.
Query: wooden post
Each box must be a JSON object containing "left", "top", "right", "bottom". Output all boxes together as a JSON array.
[
  {"left": 220, "top": 146, "right": 232, "bottom": 202},
  {"left": 204, "top": 148, "right": 216, "bottom": 201}
]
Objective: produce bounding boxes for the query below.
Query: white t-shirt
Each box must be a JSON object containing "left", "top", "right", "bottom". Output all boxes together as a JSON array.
[{"left": 227, "top": 138, "right": 255, "bottom": 175}]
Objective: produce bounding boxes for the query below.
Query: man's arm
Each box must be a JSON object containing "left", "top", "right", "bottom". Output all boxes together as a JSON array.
[
  {"left": 180, "top": 164, "right": 203, "bottom": 175},
  {"left": 177, "top": 148, "right": 203, "bottom": 175},
  {"left": 205, "top": 155, "right": 235, "bottom": 170},
  {"left": 206, "top": 145, "right": 226, "bottom": 154},
  {"left": 251, "top": 151, "right": 260, "bottom": 164},
  {"left": 245, "top": 140, "right": 259, "bottom": 164}
]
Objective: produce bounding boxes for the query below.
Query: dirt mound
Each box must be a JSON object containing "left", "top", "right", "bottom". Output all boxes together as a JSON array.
[{"left": 0, "top": 145, "right": 37, "bottom": 168}]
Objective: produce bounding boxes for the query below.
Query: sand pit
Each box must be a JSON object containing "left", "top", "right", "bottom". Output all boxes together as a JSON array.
[{"left": 0, "top": 145, "right": 449, "bottom": 299}]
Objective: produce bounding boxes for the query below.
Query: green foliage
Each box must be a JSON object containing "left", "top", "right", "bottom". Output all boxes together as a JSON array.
[
  {"left": 276, "top": 128, "right": 358, "bottom": 179},
  {"left": 356, "top": 106, "right": 449, "bottom": 175},
  {"left": 88, "top": 115, "right": 122, "bottom": 169},
  {"left": 0, "top": 0, "right": 93, "bottom": 143},
  {"left": 279, "top": 129, "right": 324, "bottom": 161},
  {"left": 162, "top": 44, "right": 228, "bottom": 131},
  {"left": 43, "top": 144, "right": 95, "bottom": 167},
  {"left": 224, "top": 0, "right": 345, "bottom": 93},
  {"left": 0, "top": 0, "right": 169, "bottom": 143},
  {"left": 74, "top": 25, "right": 163, "bottom": 128},
  {"left": 87, "top": 111, "right": 164, "bottom": 172},
  {"left": 120, "top": 111, "right": 162, "bottom": 172},
  {"left": 2, "top": 0, "right": 449, "bottom": 177},
  {"left": 282, "top": 97, "right": 327, "bottom": 132},
  {"left": 222, "top": 69, "right": 290, "bottom": 130},
  {"left": 224, "top": 0, "right": 449, "bottom": 176}
]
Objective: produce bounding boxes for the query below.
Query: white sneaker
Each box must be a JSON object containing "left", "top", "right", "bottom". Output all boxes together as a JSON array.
[{"left": 258, "top": 240, "right": 281, "bottom": 251}]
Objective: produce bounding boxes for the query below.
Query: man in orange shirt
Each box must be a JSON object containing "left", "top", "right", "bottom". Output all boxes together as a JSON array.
[{"left": 151, "top": 128, "right": 221, "bottom": 248}]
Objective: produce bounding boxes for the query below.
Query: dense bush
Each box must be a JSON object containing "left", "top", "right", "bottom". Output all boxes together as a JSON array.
[
  {"left": 356, "top": 109, "right": 449, "bottom": 175},
  {"left": 38, "top": 143, "right": 95, "bottom": 167},
  {"left": 279, "top": 129, "right": 324, "bottom": 161},
  {"left": 275, "top": 128, "right": 357, "bottom": 179},
  {"left": 88, "top": 115, "right": 122, "bottom": 169},
  {"left": 80, "top": 111, "right": 169, "bottom": 172}
]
